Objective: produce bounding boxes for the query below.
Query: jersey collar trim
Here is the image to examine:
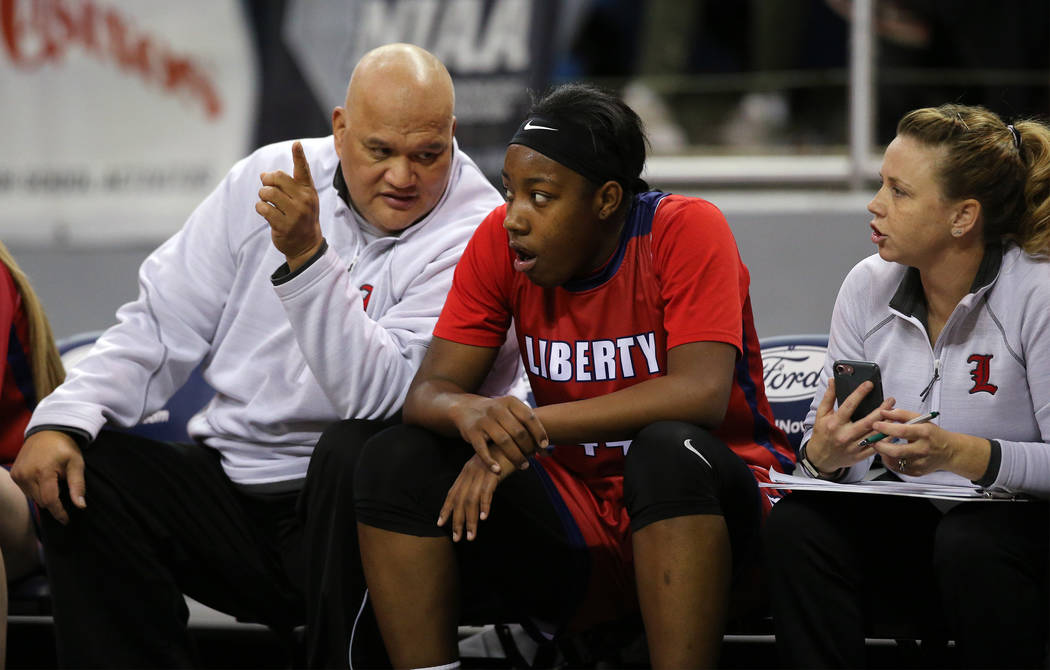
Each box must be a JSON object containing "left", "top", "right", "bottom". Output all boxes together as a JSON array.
[{"left": 561, "top": 190, "right": 667, "bottom": 292}]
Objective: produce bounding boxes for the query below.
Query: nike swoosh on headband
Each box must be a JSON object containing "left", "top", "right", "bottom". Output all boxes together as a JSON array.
[{"left": 523, "top": 119, "right": 558, "bottom": 131}]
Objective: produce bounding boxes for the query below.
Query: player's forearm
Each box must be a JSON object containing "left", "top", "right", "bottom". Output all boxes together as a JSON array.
[
  {"left": 536, "top": 373, "right": 729, "bottom": 445},
  {"left": 403, "top": 377, "right": 476, "bottom": 436}
]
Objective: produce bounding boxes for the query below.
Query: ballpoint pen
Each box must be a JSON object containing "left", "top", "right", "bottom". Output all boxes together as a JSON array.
[{"left": 858, "top": 411, "right": 940, "bottom": 447}]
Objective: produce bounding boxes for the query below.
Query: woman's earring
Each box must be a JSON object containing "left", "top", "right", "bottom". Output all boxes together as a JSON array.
[{"left": 952, "top": 228, "right": 964, "bottom": 237}]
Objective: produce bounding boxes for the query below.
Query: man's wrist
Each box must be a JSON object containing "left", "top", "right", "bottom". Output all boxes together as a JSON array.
[
  {"left": 285, "top": 239, "right": 325, "bottom": 273},
  {"left": 25, "top": 425, "right": 92, "bottom": 449},
  {"left": 272, "top": 239, "right": 328, "bottom": 285}
]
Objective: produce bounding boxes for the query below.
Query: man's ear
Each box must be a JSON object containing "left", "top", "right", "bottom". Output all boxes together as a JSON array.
[
  {"left": 332, "top": 107, "right": 347, "bottom": 159},
  {"left": 595, "top": 180, "right": 624, "bottom": 220}
]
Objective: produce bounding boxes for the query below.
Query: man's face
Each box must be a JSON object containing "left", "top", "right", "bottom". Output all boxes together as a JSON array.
[{"left": 333, "top": 97, "right": 455, "bottom": 234}]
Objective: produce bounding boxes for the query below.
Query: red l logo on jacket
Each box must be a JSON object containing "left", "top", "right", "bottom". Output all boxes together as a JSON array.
[{"left": 967, "top": 354, "right": 998, "bottom": 395}]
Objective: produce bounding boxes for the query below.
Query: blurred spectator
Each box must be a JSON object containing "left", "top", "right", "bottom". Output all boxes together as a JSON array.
[
  {"left": 556, "top": 0, "right": 1048, "bottom": 152},
  {"left": 845, "top": 0, "right": 1050, "bottom": 143},
  {"left": 557, "top": 0, "right": 850, "bottom": 151}
]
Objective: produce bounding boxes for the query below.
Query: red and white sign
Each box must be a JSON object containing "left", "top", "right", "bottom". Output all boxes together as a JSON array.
[{"left": 0, "top": 0, "right": 256, "bottom": 244}]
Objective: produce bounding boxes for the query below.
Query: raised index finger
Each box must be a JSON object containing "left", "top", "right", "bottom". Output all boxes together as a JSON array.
[{"left": 291, "top": 141, "right": 313, "bottom": 186}]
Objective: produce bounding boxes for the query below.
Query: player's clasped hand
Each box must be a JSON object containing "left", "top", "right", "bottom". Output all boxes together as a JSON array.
[
  {"left": 256, "top": 141, "right": 323, "bottom": 269},
  {"left": 437, "top": 452, "right": 515, "bottom": 542},
  {"left": 448, "top": 394, "right": 549, "bottom": 474},
  {"left": 806, "top": 379, "right": 896, "bottom": 473}
]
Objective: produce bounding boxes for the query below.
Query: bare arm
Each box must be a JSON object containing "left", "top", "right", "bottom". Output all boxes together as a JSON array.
[
  {"left": 404, "top": 337, "right": 502, "bottom": 433},
  {"left": 407, "top": 338, "right": 738, "bottom": 467},
  {"left": 404, "top": 337, "right": 547, "bottom": 473},
  {"left": 410, "top": 338, "right": 739, "bottom": 542},
  {"left": 536, "top": 340, "right": 737, "bottom": 444}
]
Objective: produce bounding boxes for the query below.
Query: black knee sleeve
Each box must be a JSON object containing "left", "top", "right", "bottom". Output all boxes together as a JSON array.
[
  {"left": 303, "top": 418, "right": 397, "bottom": 498},
  {"left": 300, "top": 416, "right": 397, "bottom": 530},
  {"left": 353, "top": 425, "right": 469, "bottom": 537},
  {"left": 310, "top": 418, "right": 389, "bottom": 471},
  {"left": 624, "top": 421, "right": 762, "bottom": 569}
]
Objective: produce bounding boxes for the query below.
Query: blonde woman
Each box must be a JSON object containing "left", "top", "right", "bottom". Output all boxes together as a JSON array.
[
  {"left": 766, "top": 105, "right": 1050, "bottom": 668},
  {"left": 0, "top": 241, "right": 63, "bottom": 668}
]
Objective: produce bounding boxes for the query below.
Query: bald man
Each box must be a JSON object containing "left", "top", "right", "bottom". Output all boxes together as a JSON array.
[{"left": 13, "top": 43, "right": 512, "bottom": 667}]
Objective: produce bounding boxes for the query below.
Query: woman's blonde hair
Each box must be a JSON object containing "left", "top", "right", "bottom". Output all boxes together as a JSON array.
[
  {"left": 897, "top": 104, "right": 1050, "bottom": 256},
  {"left": 0, "top": 241, "right": 64, "bottom": 402}
]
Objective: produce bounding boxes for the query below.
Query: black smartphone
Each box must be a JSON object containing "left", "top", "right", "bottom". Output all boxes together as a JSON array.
[{"left": 833, "top": 360, "right": 884, "bottom": 422}]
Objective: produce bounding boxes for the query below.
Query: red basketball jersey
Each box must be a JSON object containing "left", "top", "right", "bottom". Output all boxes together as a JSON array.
[
  {"left": 435, "top": 190, "right": 793, "bottom": 623},
  {"left": 1, "top": 264, "right": 35, "bottom": 465},
  {"left": 437, "top": 189, "right": 791, "bottom": 482}
]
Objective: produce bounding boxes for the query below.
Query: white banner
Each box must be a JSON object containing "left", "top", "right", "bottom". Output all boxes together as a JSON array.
[{"left": 0, "top": 0, "right": 257, "bottom": 245}]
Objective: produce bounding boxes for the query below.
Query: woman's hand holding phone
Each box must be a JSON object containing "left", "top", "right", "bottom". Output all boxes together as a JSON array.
[{"left": 806, "top": 378, "right": 896, "bottom": 474}]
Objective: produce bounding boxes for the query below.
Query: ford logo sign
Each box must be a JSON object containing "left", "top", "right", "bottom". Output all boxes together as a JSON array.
[{"left": 762, "top": 345, "right": 825, "bottom": 402}]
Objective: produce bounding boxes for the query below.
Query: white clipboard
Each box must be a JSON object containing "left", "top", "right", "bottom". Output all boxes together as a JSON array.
[{"left": 760, "top": 468, "right": 1025, "bottom": 502}]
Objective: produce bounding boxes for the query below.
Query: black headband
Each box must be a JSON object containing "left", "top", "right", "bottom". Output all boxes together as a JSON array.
[{"left": 509, "top": 115, "right": 633, "bottom": 188}]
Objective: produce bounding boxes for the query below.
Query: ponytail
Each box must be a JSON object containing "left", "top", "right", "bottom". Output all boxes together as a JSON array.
[
  {"left": 1013, "top": 120, "right": 1050, "bottom": 255},
  {"left": 0, "top": 241, "right": 64, "bottom": 402}
]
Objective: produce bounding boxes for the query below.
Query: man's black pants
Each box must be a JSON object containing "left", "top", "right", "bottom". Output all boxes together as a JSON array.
[{"left": 40, "top": 419, "right": 393, "bottom": 668}]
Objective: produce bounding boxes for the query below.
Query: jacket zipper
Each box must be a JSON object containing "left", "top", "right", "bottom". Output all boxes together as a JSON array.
[{"left": 919, "top": 359, "right": 940, "bottom": 402}]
